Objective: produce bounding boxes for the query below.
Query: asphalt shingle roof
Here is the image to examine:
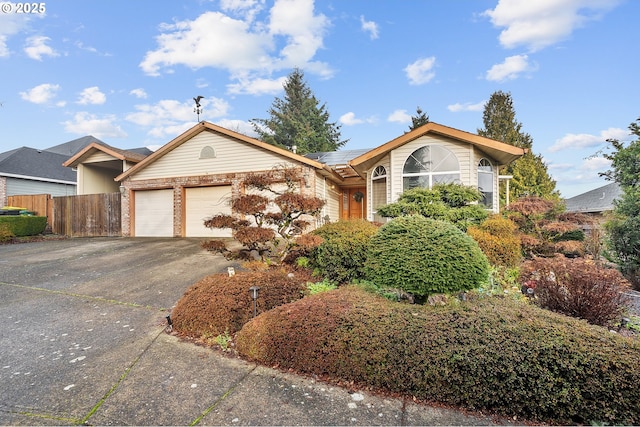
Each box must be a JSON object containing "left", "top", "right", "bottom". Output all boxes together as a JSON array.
[
  {"left": 0, "top": 147, "right": 76, "bottom": 182},
  {"left": 564, "top": 182, "right": 622, "bottom": 213}
]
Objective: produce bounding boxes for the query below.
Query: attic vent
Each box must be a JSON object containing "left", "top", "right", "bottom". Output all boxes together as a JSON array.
[{"left": 199, "top": 146, "right": 216, "bottom": 159}]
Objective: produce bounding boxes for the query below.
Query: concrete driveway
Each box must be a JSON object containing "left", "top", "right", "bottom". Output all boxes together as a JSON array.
[{"left": 0, "top": 238, "right": 511, "bottom": 426}]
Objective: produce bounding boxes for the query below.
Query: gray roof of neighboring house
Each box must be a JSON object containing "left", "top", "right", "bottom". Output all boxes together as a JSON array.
[
  {"left": 0, "top": 136, "right": 153, "bottom": 184},
  {"left": 305, "top": 149, "right": 373, "bottom": 165},
  {"left": 44, "top": 135, "right": 103, "bottom": 156},
  {"left": 0, "top": 147, "right": 76, "bottom": 182},
  {"left": 564, "top": 182, "right": 622, "bottom": 213}
]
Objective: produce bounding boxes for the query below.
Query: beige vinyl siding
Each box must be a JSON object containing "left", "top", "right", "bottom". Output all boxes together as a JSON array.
[
  {"left": 84, "top": 151, "right": 116, "bottom": 163},
  {"left": 131, "top": 131, "right": 296, "bottom": 181},
  {"left": 77, "top": 164, "right": 119, "bottom": 194},
  {"left": 316, "top": 175, "right": 340, "bottom": 224},
  {"left": 389, "top": 135, "right": 471, "bottom": 203}
]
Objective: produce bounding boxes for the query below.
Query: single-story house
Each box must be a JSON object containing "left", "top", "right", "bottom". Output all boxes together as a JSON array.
[
  {"left": 114, "top": 121, "right": 526, "bottom": 237},
  {"left": 0, "top": 147, "right": 77, "bottom": 207}
]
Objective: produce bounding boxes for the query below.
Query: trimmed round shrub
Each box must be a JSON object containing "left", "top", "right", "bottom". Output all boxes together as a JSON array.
[
  {"left": 364, "top": 215, "right": 489, "bottom": 297},
  {"left": 519, "top": 255, "right": 630, "bottom": 326},
  {"left": 236, "top": 286, "right": 640, "bottom": 425},
  {"left": 310, "top": 219, "right": 379, "bottom": 284},
  {"left": 171, "top": 266, "right": 313, "bottom": 338},
  {"left": 467, "top": 215, "right": 522, "bottom": 267}
]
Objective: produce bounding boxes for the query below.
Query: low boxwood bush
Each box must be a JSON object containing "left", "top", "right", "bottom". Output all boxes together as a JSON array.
[
  {"left": 364, "top": 215, "right": 489, "bottom": 298},
  {"left": 171, "top": 266, "right": 313, "bottom": 338},
  {"left": 0, "top": 216, "right": 47, "bottom": 237},
  {"left": 236, "top": 286, "right": 640, "bottom": 425},
  {"left": 467, "top": 215, "right": 522, "bottom": 268},
  {"left": 310, "top": 219, "right": 379, "bottom": 284},
  {"left": 519, "top": 255, "right": 630, "bottom": 326}
]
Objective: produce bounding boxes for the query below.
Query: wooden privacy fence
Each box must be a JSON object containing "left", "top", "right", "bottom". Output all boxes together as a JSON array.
[
  {"left": 53, "top": 193, "right": 121, "bottom": 237},
  {"left": 7, "top": 194, "right": 54, "bottom": 229}
]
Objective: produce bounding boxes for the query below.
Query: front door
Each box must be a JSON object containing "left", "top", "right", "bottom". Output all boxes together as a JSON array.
[{"left": 342, "top": 187, "right": 366, "bottom": 220}]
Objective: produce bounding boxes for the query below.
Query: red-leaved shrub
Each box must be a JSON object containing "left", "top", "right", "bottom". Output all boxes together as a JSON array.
[{"left": 519, "top": 255, "right": 631, "bottom": 326}]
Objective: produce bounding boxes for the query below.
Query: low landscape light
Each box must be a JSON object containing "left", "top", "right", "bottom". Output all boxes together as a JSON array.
[{"left": 249, "top": 286, "right": 260, "bottom": 318}]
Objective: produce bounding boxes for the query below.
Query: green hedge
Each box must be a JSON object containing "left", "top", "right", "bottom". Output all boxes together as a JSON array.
[
  {"left": 0, "top": 216, "right": 47, "bottom": 237},
  {"left": 236, "top": 286, "right": 640, "bottom": 425}
]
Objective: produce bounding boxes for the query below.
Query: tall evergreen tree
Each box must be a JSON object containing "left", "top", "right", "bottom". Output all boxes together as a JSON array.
[
  {"left": 250, "top": 68, "right": 347, "bottom": 155},
  {"left": 408, "top": 106, "right": 430, "bottom": 131},
  {"left": 477, "top": 91, "right": 558, "bottom": 203},
  {"left": 601, "top": 117, "right": 640, "bottom": 288}
]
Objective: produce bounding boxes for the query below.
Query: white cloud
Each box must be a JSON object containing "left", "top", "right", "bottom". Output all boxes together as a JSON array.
[
  {"left": 129, "top": 88, "right": 148, "bottom": 99},
  {"left": 19, "top": 83, "right": 60, "bottom": 104},
  {"left": 483, "top": 0, "right": 621, "bottom": 52},
  {"left": 227, "top": 75, "right": 287, "bottom": 95},
  {"left": 140, "top": 0, "right": 332, "bottom": 88},
  {"left": 63, "top": 112, "right": 127, "bottom": 138},
  {"left": 24, "top": 35, "right": 58, "bottom": 60},
  {"left": 387, "top": 109, "right": 411, "bottom": 124},
  {"left": 360, "top": 15, "right": 379, "bottom": 40},
  {"left": 77, "top": 86, "right": 106, "bottom": 105},
  {"left": 125, "top": 97, "right": 230, "bottom": 138},
  {"left": 404, "top": 57, "right": 436, "bottom": 85},
  {"left": 549, "top": 127, "right": 629, "bottom": 152},
  {"left": 339, "top": 112, "right": 364, "bottom": 126},
  {"left": 485, "top": 54, "right": 536, "bottom": 81},
  {"left": 448, "top": 100, "right": 486, "bottom": 112},
  {"left": 0, "top": 11, "right": 35, "bottom": 57}
]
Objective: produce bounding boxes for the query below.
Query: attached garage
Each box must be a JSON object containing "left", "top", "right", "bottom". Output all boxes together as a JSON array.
[
  {"left": 185, "top": 186, "right": 232, "bottom": 237},
  {"left": 134, "top": 189, "right": 173, "bottom": 237}
]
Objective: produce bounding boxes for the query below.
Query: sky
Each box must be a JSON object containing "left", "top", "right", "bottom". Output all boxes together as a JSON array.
[{"left": 1, "top": 0, "right": 638, "bottom": 198}]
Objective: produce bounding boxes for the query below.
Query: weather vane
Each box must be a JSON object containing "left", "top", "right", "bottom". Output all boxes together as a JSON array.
[{"left": 193, "top": 96, "right": 204, "bottom": 121}]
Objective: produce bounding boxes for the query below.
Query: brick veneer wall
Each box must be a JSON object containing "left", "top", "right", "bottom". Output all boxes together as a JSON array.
[
  {"left": 120, "top": 165, "right": 318, "bottom": 237},
  {"left": 0, "top": 177, "right": 6, "bottom": 207}
]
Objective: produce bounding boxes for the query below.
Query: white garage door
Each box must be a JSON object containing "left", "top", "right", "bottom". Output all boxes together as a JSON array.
[
  {"left": 134, "top": 189, "right": 174, "bottom": 237},
  {"left": 185, "top": 186, "right": 232, "bottom": 237}
]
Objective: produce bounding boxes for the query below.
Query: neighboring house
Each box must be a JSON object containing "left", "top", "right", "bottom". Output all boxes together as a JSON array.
[
  {"left": 564, "top": 182, "right": 622, "bottom": 215},
  {"left": 63, "top": 142, "right": 152, "bottom": 195},
  {"left": 0, "top": 147, "right": 76, "bottom": 207},
  {"left": 114, "top": 121, "right": 526, "bottom": 238}
]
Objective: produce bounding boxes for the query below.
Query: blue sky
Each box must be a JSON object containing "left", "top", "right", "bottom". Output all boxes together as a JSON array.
[{"left": 1, "top": 0, "right": 637, "bottom": 198}]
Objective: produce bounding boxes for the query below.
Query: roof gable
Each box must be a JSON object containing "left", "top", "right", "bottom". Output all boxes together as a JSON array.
[
  {"left": 63, "top": 142, "right": 149, "bottom": 168},
  {"left": 117, "top": 121, "right": 338, "bottom": 181},
  {"left": 348, "top": 122, "right": 527, "bottom": 176}
]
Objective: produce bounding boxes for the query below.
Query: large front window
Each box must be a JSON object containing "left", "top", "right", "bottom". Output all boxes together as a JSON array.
[
  {"left": 478, "top": 158, "right": 494, "bottom": 209},
  {"left": 371, "top": 165, "right": 387, "bottom": 222},
  {"left": 403, "top": 145, "right": 460, "bottom": 191}
]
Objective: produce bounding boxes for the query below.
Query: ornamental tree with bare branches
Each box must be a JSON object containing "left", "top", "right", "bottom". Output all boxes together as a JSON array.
[{"left": 202, "top": 166, "right": 325, "bottom": 263}]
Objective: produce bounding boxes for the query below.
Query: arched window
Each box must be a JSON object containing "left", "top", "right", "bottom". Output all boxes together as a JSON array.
[
  {"left": 478, "top": 158, "right": 494, "bottom": 209},
  {"left": 403, "top": 145, "right": 460, "bottom": 191},
  {"left": 371, "top": 165, "right": 387, "bottom": 222},
  {"left": 199, "top": 146, "right": 216, "bottom": 159}
]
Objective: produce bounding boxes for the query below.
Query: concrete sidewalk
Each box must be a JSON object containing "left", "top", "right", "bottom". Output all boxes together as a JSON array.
[{"left": 0, "top": 238, "right": 515, "bottom": 426}]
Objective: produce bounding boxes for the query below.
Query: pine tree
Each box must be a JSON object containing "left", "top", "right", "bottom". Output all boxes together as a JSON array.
[
  {"left": 408, "top": 106, "right": 430, "bottom": 131},
  {"left": 478, "top": 91, "right": 558, "bottom": 203},
  {"left": 250, "top": 68, "right": 347, "bottom": 155}
]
